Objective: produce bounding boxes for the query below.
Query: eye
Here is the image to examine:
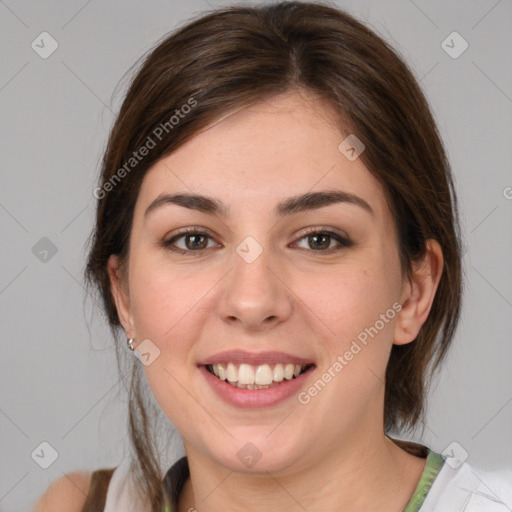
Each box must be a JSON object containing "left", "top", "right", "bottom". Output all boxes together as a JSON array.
[
  {"left": 293, "top": 228, "right": 353, "bottom": 253},
  {"left": 161, "top": 228, "right": 219, "bottom": 255},
  {"left": 160, "top": 227, "right": 353, "bottom": 256}
]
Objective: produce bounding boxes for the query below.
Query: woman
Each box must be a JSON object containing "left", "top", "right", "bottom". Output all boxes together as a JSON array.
[{"left": 33, "top": 1, "right": 512, "bottom": 511}]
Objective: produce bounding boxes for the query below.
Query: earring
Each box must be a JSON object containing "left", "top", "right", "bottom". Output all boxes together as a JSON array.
[{"left": 127, "top": 338, "right": 135, "bottom": 351}]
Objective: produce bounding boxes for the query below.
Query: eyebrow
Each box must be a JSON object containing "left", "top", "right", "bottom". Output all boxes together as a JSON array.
[{"left": 143, "top": 189, "right": 374, "bottom": 220}]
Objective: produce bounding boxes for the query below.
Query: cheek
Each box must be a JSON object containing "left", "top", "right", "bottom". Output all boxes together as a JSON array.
[
  {"left": 294, "top": 266, "right": 400, "bottom": 419},
  {"left": 128, "top": 264, "right": 209, "bottom": 427},
  {"left": 293, "top": 253, "right": 402, "bottom": 411},
  {"left": 128, "top": 260, "right": 200, "bottom": 351},
  {"left": 296, "top": 260, "right": 399, "bottom": 343}
]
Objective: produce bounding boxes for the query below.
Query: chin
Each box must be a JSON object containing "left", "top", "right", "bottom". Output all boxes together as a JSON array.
[{"left": 206, "top": 435, "right": 309, "bottom": 475}]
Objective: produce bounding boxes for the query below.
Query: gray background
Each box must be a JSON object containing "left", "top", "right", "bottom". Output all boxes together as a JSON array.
[{"left": 1, "top": 0, "right": 511, "bottom": 510}]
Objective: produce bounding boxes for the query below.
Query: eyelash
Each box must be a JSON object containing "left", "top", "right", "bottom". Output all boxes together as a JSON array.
[{"left": 160, "top": 227, "right": 353, "bottom": 256}]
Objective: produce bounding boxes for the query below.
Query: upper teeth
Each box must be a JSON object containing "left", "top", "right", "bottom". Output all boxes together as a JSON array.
[{"left": 210, "top": 363, "right": 305, "bottom": 385}]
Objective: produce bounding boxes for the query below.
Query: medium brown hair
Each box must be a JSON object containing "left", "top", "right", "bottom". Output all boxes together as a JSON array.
[{"left": 84, "top": 1, "right": 463, "bottom": 508}]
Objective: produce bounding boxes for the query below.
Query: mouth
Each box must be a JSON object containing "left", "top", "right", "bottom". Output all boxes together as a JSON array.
[{"left": 203, "top": 362, "right": 316, "bottom": 390}]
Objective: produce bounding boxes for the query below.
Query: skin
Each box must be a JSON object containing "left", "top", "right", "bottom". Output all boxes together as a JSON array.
[{"left": 108, "top": 90, "right": 443, "bottom": 512}]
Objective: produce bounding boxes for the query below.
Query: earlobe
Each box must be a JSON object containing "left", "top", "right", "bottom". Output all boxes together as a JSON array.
[
  {"left": 393, "top": 239, "right": 444, "bottom": 346},
  {"left": 107, "top": 255, "right": 135, "bottom": 337}
]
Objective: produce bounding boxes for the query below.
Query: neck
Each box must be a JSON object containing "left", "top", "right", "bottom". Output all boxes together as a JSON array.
[{"left": 178, "top": 434, "right": 426, "bottom": 512}]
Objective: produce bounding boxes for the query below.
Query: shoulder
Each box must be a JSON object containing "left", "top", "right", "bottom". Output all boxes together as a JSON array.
[
  {"left": 32, "top": 471, "right": 92, "bottom": 512},
  {"left": 422, "top": 456, "right": 512, "bottom": 512}
]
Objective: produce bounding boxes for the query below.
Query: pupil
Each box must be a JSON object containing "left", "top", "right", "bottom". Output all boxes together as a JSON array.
[
  {"left": 187, "top": 234, "right": 206, "bottom": 250},
  {"left": 311, "top": 234, "right": 329, "bottom": 250}
]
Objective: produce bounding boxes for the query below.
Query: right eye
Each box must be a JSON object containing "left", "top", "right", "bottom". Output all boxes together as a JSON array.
[{"left": 161, "top": 228, "right": 220, "bottom": 255}]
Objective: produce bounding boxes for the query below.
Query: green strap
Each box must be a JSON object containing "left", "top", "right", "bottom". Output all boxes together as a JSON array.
[{"left": 403, "top": 450, "right": 445, "bottom": 512}]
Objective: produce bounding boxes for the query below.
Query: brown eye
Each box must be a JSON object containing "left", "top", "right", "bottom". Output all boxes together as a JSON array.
[
  {"left": 307, "top": 233, "right": 332, "bottom": 250},
  {"left": 294, "top": 229, "right": 353, "bottom": 253},
  {"left": 183, "top": 233, "right": 208, "bottom": 250},
  {"left": 162, "top": 229, "right": 218, "bottom": 255}
]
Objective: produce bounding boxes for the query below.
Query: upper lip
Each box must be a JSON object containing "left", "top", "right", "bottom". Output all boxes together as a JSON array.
[{"left": 197, "top": 350, "right": 315, "bottom": 367}]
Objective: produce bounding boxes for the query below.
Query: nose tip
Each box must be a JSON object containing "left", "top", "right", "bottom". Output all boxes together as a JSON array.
[{"left": 218, "top": 256, "right": 293, "bottom": 330}]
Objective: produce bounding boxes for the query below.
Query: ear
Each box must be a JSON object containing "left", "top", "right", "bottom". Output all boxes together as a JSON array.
[
  {"left": 107, "top": 255, "right": 136, "bottom": 338},
  {"left": 394, "top": 239, "right": 444, "bottom": 345}
]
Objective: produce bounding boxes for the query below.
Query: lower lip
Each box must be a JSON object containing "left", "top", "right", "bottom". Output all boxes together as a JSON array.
[{"left": 199, "top": 365, "right": 315, "bottom": 408}]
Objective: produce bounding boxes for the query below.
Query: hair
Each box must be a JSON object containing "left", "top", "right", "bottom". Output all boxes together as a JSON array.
[{"left": 83, "top": 1, "right": 464, "bottom": 509}]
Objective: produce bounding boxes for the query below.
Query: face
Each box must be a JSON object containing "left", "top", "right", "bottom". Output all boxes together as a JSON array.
[{"left": 109, "top": 90, "right": 416, "bottom": 475}]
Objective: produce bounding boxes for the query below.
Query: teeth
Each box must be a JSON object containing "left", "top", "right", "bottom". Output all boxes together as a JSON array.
[
  {"left": 255, "top": 364, "right": 273, "bottom": 385},
  {"left": 238, "top": 364, "right": 255, "bottom": 385},
  {"left": 226, "top": 362, "right": 238, "bottom": 383},
  {"left": 284, "top": 364, "right": 295, "bottom": 380},
  {"left": 217, "top": 364, "right": 227, "bottom": 380},
  {"left": 209, "top": 362, "right": 310, "bottom": 387},
  {"left": 273, "top": 364, "right": 284, "bottom": 382}
]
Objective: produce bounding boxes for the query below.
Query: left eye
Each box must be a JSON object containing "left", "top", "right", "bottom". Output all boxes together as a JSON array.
[{"left": 293, "top": 230, "right": 352, "bottom": 252}]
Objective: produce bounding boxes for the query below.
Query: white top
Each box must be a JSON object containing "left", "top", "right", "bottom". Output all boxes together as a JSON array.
[
  {"left": 103, "top": 459, "right": 151, "bottom": 512},
  {"left": 419, "top": 457, "right": 512, "bottom": 511},
  {"left": 103, "top": 453, "right": 512, "bottom": 511}
]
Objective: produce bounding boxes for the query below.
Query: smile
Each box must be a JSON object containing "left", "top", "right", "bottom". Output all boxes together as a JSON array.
[
  {"left": 206, "top": 362, "right": 315, "bottom": 389},
  {"left": 199, "top": 361, "right": 316, "bottom": 408}
]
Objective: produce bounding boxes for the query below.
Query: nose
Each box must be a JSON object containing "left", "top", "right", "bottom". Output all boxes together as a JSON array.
[{"left": 216, "top": 245, "right": 294, "bottom": 331}]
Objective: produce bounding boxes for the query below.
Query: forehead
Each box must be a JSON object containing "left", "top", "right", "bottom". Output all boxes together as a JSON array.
[{"left": 135, "top": 91, "right": 388, "bottom": 220}]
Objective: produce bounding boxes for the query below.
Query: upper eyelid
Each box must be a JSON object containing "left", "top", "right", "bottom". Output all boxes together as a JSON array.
[{"left": 166, "top": 226, "right": 348, "bottom": 240}]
